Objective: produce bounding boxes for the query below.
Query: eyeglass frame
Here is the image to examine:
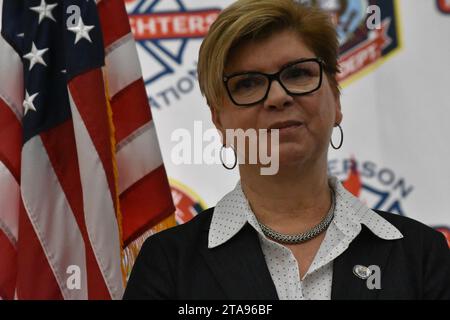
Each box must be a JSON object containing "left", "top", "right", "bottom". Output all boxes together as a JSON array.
[{"left": 222, "top": 57, "right": 325, "bottom": 107}]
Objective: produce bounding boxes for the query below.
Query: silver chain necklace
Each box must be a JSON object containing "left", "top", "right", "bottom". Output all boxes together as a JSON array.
[{"left": 258, "top": 189, "right": 335, "bottom": 245}]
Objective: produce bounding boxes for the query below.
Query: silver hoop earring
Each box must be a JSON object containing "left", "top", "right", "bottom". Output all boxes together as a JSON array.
[
  {"left": 330, "top": 124, "right": 343, "bottom": 150},
  {"left": 220, "top": 145, "right": 237, "bottom": 170}
]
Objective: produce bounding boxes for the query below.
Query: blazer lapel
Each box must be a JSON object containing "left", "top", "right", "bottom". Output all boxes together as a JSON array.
[
  {"left": 331, "top": 226, "right": 395, "bottom": 300},
  {"left": 200, "top": 223, "right": 279, "bottom": 300}
]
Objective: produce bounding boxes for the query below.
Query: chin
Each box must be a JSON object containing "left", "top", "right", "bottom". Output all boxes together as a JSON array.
[{"left": 276, "top": 144, "right": 308, "bottom": 167}]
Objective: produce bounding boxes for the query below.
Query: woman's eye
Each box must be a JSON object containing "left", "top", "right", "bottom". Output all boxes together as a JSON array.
[
  {"left": 284, "top": 67, "right": 311, "bottom": 79},
  {"left": 232, "top": 76, "right": 264, "bottom": 91}
]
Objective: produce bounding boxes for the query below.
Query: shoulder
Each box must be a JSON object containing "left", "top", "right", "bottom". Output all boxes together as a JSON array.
[
  {"left": 140, "top": 207, "right": 215, "bottom": 253},
  {"left": 374, "top": 211, "right": 450, "bottom": 299},
  {"left": 156, "top": 207, "right": 214, "bottom": 240},
  {"left": 372, "top": 210, "right": 448, "bottom": 252},
  {"left": 374, "top": 210, "right": 443, "bottom": 237}
]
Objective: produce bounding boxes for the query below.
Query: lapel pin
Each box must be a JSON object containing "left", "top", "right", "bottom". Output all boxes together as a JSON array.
[{"left": 353, "top": 265, "right": 372, "bottom": 280}]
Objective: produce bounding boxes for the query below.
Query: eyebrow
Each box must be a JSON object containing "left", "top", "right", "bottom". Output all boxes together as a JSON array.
[{"left": 224, "top": 57, "right": 315, "bottom": 78}]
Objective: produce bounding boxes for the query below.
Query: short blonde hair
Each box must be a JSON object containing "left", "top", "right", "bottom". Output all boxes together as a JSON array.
[{"left": 198, "top": 0, "right": 340, "bottom": 109}]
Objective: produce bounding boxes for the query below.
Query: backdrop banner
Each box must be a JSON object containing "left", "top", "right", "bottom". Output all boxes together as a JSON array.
[{"left": 124, "top": 0, "right": 450, "bottom": 245}]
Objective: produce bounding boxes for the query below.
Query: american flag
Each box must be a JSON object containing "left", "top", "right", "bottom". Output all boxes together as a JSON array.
[{"left": 0, "top": 0, "right": 175, "bottom": 299}]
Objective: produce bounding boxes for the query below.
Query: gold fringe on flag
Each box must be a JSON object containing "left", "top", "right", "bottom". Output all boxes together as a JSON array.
[{"left": 102, "top": 70, "right": 127, "bottom": 287}]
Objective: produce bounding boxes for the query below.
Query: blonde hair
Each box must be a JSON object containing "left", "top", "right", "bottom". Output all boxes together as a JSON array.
[{"left": 197, "top": 0, "right": 340, "bottom": 109}]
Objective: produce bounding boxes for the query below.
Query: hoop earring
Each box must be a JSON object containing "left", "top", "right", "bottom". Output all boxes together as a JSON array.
[
  {"left": 220, "top": 145, "right": 237, "bottom": 170},
  {"left": 330, "top": 124, "right": 343, "bottom": 150}
]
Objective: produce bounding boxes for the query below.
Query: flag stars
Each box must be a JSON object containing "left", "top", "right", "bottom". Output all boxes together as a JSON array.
[
  {"left": 23, "top": 91, "right": 39, "bottom": 115},
  {"left": 30, "top": 0, "right": 58, "bottom": 24},
  {"left": 23, "top": 42, "right": 49, "bottom": 70},
  {"left": 67, "top": 17, "right": 95, "bottom": 44}
]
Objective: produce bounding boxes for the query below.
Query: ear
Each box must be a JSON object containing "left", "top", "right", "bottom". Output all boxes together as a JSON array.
[{"left": 210, "top": 106, "right": 226, "bottom": 146}]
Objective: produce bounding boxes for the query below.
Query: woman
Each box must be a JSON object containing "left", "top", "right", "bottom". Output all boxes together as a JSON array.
[{"left": 124, "top": 0, "right": 450, "bottom": 300}]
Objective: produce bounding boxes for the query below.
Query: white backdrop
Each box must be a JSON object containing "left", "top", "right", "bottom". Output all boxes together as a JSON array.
[{"left": 124, "top": 0, "right": 450, "bottom": 242}]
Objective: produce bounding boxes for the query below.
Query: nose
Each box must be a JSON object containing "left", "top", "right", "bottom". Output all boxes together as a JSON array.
[{"left": 263, "top": 80, "right": 294, "bottom": 110}]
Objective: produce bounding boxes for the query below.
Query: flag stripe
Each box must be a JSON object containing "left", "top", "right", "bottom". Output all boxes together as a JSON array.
[
  {"left": 16, "top": 201, "right": 62, "bottom": 299},
  {"left": 116, "top": 121, "right": 163, "bottom": 194},
  {"left": 0, "top": 161, "right": 19, "bottom": 244},
  {"left": 68, "top": 89, "right": 124, "bottom": 300},
  {"left": 110, "top": 78, "right": 152, "bottom": 143},
  {"left": 105, "top": 33, "right": 142, "bottom": 98},
  {"left": 68, "top": 70, "right": 117, "bottom": 202},
  {"left": 121, "top": 165, "right": 174, "bottom": 245},
  {"left": 0, "top": 229, "right": 17, "bottom": 300},
  {"left": 0, "top": 34, "right": 23, "bottom": 121},
  {"left": 97, "top": 0, "right": 132, "bottom": 48},
  {"left": 0, "top": 98, "right": 22, "bottom": 181},
  {"left": 40, "top": 121, "right": 111, "bottom": 299},
  {"left": 20, "top": 136, "right": 88, "bottom": 299},
  {"left": 1, "top": 1, "right": 20, "bottom": 300}
]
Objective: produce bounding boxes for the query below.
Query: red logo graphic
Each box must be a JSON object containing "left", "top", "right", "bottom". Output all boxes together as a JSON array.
[
  {"left": 170, "top": 182, "right": 205, "bottom": 225},
  {"left": 342, "top": 157, "right": 362, "bottom": 197},
  {"left": 337, "top": 19, "right": 392, "bottom": 81},
  {"left": 435, "top": 227, "right": 450, "bottom": 248},
  {"left": 437, "top": 0, "right": 450, "bottom": 13}
]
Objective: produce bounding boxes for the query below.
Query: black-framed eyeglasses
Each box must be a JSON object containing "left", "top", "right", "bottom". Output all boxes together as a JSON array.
[{"left": 223, "top": 57, "right": 324, "bottom": 107}]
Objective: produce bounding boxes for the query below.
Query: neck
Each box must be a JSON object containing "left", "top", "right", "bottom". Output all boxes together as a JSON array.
[{"left": 239, "top": 158, "right": 332, "bottom": 233}]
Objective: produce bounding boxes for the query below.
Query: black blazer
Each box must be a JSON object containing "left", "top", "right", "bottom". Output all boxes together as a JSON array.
[{"left": 123, "top": 208, "right": 450, "bottom": 300}]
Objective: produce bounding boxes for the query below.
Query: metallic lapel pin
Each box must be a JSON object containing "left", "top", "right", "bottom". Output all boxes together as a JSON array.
[{"left": 353, "top": 265, "right": 372, "bottom": 279}]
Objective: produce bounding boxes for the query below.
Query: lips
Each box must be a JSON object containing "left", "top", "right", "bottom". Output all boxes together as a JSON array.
[{"left": 268, "top": 120, "right": 303, "bottom": 131}]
